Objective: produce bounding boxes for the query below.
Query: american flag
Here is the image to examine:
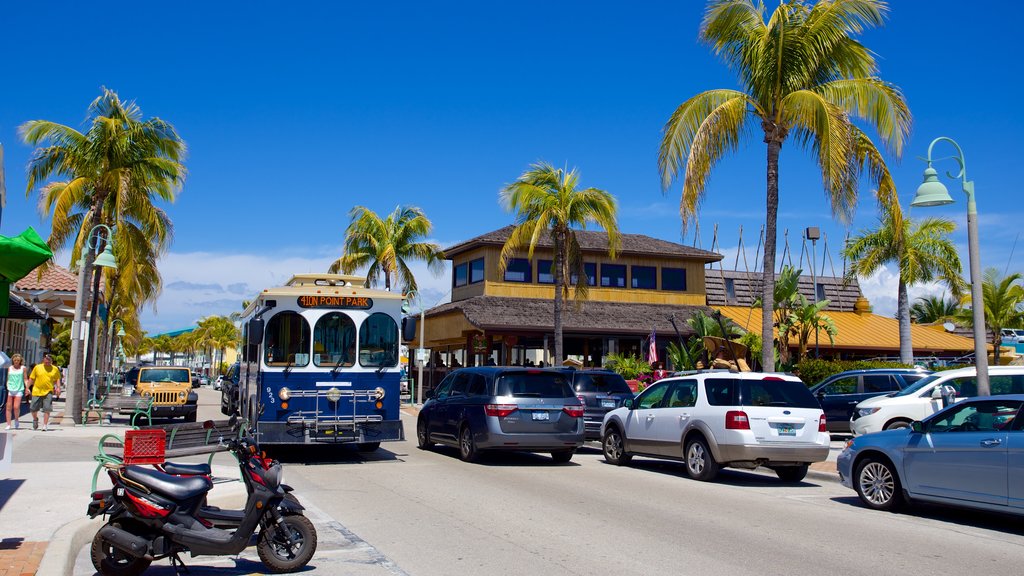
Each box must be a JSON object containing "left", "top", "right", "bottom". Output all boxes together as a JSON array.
[{"left": 647, "top": 329, "right": 657, "bottom": 363}]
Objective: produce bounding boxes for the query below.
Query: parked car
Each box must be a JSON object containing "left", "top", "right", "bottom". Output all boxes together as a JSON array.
[
  {"left": 601, "top": 372, "right": 829, "bottom": 482},
  {"left": 199, "top": 375, "right": 210, "bottom": 387},
  {"left": 416, "top": 367, "right": 585, "bottom": 463},
  {"left": 810, "top": 368, "right": 932, "bottom": 433},
  {"left": 558, "top": 368, "right": 635, "bottom": 440},
  {"left": 219, "top": 363, "right": 240, "bottom": 415},
  {"left": 1001, "top": 328, "right": 1022, "bottom": 344},
  {"left": 125, "top": 366, "right": 199, "bottom": 421},
  {"left": 850, "top": 366, "right": 1024, "bottom": 435},
  {"left": 838, "top": 395, "right": 1024, "bottom": 514}
]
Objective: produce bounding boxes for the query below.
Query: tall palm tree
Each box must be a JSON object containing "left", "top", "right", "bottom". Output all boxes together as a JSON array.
[
  {"left": 659, "top": 0, "right": 911, "bottom": 371},
  {"left": 910, "top": 295, "right": 959, "bottom": 324},
  {"left": 330, "top": 205, "right": 444, "bottom": 293},
  {"left": 843, "top": 212, "right": 962, "bottom": 364},
  {"left": 958, "top": 269, "right": 1024, "bottom": 365},
  {"left": 499, "top": 162, "right": 621, "bottom": 365}
]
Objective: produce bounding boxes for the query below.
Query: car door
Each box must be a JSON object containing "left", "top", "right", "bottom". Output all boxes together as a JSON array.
[
  {"left": 815, "top": 375, "right": 859, "bottom": 431},
  {"left": 903, "top": 399, "right": 1021, "bottom": 506},
  {"left": 623, "top": 381, "right": 671, "bottom": 455},
  {"left": 427, "top": 375, "right": 457, "bottom": 443},
  {"left": 1007, "top": 408, "right": 1024, "bottom": 510},
  {"left": 440, "top": 373, "right": 471, "bottom": 441},
  {"left": 649, "top": 380, "right": 699, "bottom": 457}
]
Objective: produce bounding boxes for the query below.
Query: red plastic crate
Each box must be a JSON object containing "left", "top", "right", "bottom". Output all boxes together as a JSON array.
[{"left": 123, "top": 429, "right": 166, "bottom": 465}]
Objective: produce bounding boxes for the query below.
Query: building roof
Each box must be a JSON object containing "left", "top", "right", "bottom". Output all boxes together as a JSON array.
[
  {"left": 705, "top": 269, "right": 862, "bottom": 312},
  {"left": 425, "top": 295, "right": 711, "bottom": 336},
  {"left": 14, "top": 263, "right": 78, "bottom": 292},
  {"left": 715, "top": 305, "right": 976, "bottom": 353},
  {"left": 443, "top": 225, "right": 723, "bottom": 263},
  {"left": 6, "top": 293, "right": 47, "bottom": 320}
]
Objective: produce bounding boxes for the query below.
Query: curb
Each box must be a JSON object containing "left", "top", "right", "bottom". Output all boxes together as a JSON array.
[{"left": 806, "top": 468, "right": 841, "bottom": 484}]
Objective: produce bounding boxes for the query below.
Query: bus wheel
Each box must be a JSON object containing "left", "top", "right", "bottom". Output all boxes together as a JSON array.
[{"left": 356, "top": 442, "right": 380, "bottom": 452}]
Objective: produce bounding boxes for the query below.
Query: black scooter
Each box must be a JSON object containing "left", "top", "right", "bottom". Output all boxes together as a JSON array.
[{"left": 88, "top": 425, "right": 316, "bottom": 575}]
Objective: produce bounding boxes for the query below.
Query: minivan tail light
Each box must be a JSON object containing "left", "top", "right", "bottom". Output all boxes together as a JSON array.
[
  {"left": 725, "top": 410, "right": 750, "bottom": 430},
  {"left": 485, "top": 404, "right": 518, "bottom": 418},
  {"left": 819, "top": 414, "right": 827, "bottom": 433},
  {"left": 563, "top": 404, "right": 585, "bottom": 418}
]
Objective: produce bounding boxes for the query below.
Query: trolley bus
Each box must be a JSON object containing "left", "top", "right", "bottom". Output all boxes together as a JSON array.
[{"left": 226, "top": 274, "right": 404, "bottom": 449}]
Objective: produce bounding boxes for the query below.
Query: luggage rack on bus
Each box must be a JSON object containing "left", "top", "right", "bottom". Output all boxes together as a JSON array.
[{"left": 283, "top": 388, "right": 385, "bottom": 427}]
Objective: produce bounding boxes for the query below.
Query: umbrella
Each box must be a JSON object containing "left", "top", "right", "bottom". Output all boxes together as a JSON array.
[{"left": 0, "top": 226, "right": 53, "bottom": 317}]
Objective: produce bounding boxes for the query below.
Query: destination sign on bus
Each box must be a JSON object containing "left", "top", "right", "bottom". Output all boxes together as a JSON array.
[{"left": 297, "top": 295, "right": 373, "bottom": 309}]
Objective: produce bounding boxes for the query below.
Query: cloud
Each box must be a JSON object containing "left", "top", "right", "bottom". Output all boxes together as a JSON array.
[
  {"left": 856, "top": 264, "right": 948, "bottom": 318},
  {"left": 226, "top": 283, "right": 249, "bottom": 295},
  {"left": 165, "top": 281, "right": 224, "bottom": 292}
]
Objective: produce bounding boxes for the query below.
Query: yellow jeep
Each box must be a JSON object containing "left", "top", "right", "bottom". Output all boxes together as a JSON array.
[{"left": 130, "top": 366, "right": 199, "bottom": 422}]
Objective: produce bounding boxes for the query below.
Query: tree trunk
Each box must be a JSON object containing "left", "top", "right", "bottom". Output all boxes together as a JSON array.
[
  {"left": 761, "top": 122, "right": 784, "bottom": 371},
  {"left": 552, "top": 230, "right": 565, "bottom": 366},
  {"left": 993, "top": 329, "right": 1001, "bottom": 365},
  {"left": 897, "top": 276, "right": 914, "bottom": 365}
]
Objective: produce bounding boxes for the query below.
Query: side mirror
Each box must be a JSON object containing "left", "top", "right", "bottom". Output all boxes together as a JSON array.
[
  {"left": 203, "top": 420, "right": 215, "bottom": 430},
  {"left": 623, "top": 398, "right": 635, "bottom": 410},
  {"left": 910, "top": 421, "right": 923, "bottom": 433},
  {"left": 402, "top": 317, "right": 418, "bottom": 342},
  {"left": 931, "top": 387, "right": 943, "bottom": 400},
  {"left": 816, "top": 390, "right": 826, "bottom": 399},
  {"left": 249, "top": 318, "right": 265, "bottom": 346},
  {"left": 426, "top": 388, "right": 435, "bottom": 399}
]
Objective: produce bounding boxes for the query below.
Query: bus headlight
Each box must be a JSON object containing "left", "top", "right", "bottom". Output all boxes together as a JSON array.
[
  {"left": 374, "top": 387, "right": 386, "bottom": 400},
  {"left": 326, "top": 387, "right": 342, "bottom": 403},
  {"left": 278, "top": 387, "right": 291, "bottom": 401}
]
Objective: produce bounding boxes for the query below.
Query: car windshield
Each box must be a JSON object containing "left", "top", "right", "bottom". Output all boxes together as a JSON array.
[
  {"left": 140, "top": 369, "right": 190, "bottom": 383},
  {"left": 892, "top": 373, "right": 944, "bottom": 397},
  {"left": 574, "top": 373, "right": 632, "bottom": 394},
  {"left": 496, "top": 371, "right": 574, "bottom": 398}
]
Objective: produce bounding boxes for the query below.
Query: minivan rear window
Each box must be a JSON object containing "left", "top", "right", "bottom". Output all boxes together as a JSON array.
[
  {"left": 704, "top": 378, "right": 819, "bottom": 408},
  {"left": 574, "top": 373, "right": 632, "bottom": 394},
  {"left": 496, "top": 372, "right": 574, "bottom": 398}
]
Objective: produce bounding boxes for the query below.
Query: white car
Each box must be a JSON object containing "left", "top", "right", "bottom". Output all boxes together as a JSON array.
[
  {"left": 850, "top": 365, "right": 1024, "bottom": 435},
  {"left": 600, "top": 371, "right": 829, "bottom": 482}
]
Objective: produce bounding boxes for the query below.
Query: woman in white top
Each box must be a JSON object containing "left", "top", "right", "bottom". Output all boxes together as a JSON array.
[{"left": 5, "top": 353, "right": 27, "bottom": 429}]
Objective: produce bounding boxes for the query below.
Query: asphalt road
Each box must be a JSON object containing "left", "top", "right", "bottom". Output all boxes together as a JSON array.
[{"left": 68, "top": 389, "right": 1024, "bottom": 575}]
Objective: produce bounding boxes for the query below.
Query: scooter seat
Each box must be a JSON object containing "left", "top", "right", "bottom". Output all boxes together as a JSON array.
[
  {"left": 162, "top": 462, "right": 212, "bottom": 476},
  {"left": 124, "top": 466, "right": 212, "bottom": 501}
]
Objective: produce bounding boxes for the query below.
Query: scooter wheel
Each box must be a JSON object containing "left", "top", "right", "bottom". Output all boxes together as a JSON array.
[
  {"left": 257, "top": 514, "right": 318, "bottom": 573},
  {"left": 90, "top": 524, "right": 151, "bottom": 576}
]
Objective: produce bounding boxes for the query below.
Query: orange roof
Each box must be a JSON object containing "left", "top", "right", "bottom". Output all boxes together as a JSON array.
[
  {"left": 716, "top": 305, "right": 976, "bottom": 353},
  {"left": 14, "top": 263, "right": 79, "bottom": 292}
]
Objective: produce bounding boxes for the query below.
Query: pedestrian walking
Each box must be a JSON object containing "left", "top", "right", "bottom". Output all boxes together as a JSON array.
[
  {"left": 5, "top": 354, "right": 29, "bottom": 430},
  {"left": 27, "top": 354, "right": 61, "bottom": 431}
]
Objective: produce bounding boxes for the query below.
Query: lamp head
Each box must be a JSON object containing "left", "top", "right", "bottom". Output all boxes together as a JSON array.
[
  {"left": 912, "top": 167, "right": 954, "bottom": 207},
  {"left": 117, "top": 326, "right": 126, "bottom": 338},
  {"left": 93, "top": 243, "right": 118, "bottom": 269}
]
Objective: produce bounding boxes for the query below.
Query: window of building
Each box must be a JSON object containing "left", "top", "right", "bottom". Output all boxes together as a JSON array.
[
  {"left": 570, "top": 263, "right": 597, "bottom": 287},
  {"left": 725, "top": 278, "right": 736, "bottom": 301},
  {"left": 631, "top": 266, "right": 656, "bottom": 290},
  {"left": 538, "top": 260, "right": 555, "bottom": 284},
  {"left": 504, "top": 258, "right": 532, "bottom": 283},
  {"left": 313, "top": 312, "right": 357, "bottom": 367},
  {"left": 662, "top": 267, "right": 687, "bottom": 291},
  {"left": 469, "top": 258, "right": 485, "bottom": 284},
  {"left": 816, "top": 282, "right": 827, "bottom": 302},
  {"left": 359, "top": 313, "right": 399, "bottom": 367},
  {"left": 600, "top": 264, "right": 626, "bottom": 288},
  {"left": 453, "top": 262, "right": 468, "bottom": 287},
  {"left": 264, "top": 311, "right": 311, "bottom": 367}
]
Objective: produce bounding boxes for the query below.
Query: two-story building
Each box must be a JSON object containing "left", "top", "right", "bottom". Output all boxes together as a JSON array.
[{"left": 409, "top": 225, "right": 722, "bottom": 379}]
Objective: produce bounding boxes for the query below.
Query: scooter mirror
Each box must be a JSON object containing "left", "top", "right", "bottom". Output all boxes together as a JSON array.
[{"left": 203, "top": 420, "right": 215, "bottom": 430}]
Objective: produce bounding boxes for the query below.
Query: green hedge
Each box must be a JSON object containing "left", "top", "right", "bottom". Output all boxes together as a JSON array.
[{"left": 794, "top": 359, "right": 915, "bottom": 386}]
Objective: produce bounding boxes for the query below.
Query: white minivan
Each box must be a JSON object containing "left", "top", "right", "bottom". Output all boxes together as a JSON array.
[{"left": 850, "top": 366, "right": 1024, "bottom": 435}]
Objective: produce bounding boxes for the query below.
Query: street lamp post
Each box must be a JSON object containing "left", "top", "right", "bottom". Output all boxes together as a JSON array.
[
  {"left": 108, "top": 319, "right": 126, "bottom": 376},
  {"left": 805, "top": 226, "right": 821, "bottom": 359},
  {"left": 66, "top": 225, "right": 117, "bottom": 424},
  {"left": 911, "top": 136, "right": 990, "bottom": 396}
]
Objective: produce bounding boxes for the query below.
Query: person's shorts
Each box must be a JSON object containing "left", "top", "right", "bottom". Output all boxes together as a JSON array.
[
  {"left": 30, "top": 394, "right": 53, "bottom": 413},
  {"left": 5, "top": 389, "right": 23, "bottom": 399}
]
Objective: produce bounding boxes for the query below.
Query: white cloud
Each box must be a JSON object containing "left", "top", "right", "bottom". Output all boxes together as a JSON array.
[{"left": 856, "top": 264, "right": 949, "bottom": 318}]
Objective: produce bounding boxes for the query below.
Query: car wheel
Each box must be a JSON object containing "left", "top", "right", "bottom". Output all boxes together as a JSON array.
[
  {"left": 855, "top": 457, "right": 903, "bottom": 511},
  {"left": 884, "top": 419, "right": 911, "bottom": 431},
  {"left": 774, "top": 465, "right": 809, "bottom": 483},
  {"left": 685, "top": 437, "right": 720, "bottom": 482},
  {"left": 602, "top": 427, "right": 632, "bottom": 466},
  {"left": 416, "top": 417, "right": 433, "bottom": 450},
  {"left": 550, "top": 449, "right": 574, "bottom": 464},
  {"left": 458, "top": 425, "right": 478, "bottom": 463}
]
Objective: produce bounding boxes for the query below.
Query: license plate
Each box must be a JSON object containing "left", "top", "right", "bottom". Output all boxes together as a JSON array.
[
  {"left": 601, "top": 399, "right": 616, "bottom": 408},
  {"left": 532, "top": 411, "right": 550, "bottom": 421},
  {"left": 778, "top": 425, "right": 795, "bottom": 436}
]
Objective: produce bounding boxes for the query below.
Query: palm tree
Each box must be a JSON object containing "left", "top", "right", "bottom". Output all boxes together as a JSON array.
[
  {"left": 499, "top": 162, "right": 621, "bottom": 365},
  {"left": 843, "top": 212, "right": 962, "bottom": 364},
  {"left": 958, "top": 269, "right": 1024, "bottom": 365},
  {"left": 789, "top": 296, "right": 837, "bottom": 361},
  {"left": 752, "top": 265, "right": 803, "bottom": 366},
  {"left": 910, "top": 295, "right": 959, "bottom": 324},
  {"left": 330, "top": 205, "right": 444, "bottom": 293},
  {"left": 658, "top": 0, "right": 911, "bottom": 371}
]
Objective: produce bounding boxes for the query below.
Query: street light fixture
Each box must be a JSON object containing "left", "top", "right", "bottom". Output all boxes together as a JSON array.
[
  {"left": 67, "top": 224, "right": 117, "bottom": 424},
  {"left": 108, "top": 318, "right": 126, "bottom": 376},
  {"left": 910, "top": 136, "right": 989, "bottom": 396}
]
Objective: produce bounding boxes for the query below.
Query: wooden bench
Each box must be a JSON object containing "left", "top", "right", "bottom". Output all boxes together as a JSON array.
[{"left": 83, "top": 394, "right": 154, "bottom": 427}]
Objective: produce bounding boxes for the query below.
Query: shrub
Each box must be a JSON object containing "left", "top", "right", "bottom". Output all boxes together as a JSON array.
[
  {"left": 605, "top": 353, "right": 653, "bottom": 380},
  {"left": 794, "top": 358, "right": 914, "bottom": 386}
]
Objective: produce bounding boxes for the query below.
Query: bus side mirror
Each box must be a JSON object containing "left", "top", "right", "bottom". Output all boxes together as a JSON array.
[
  {"left": 402, "top": 317, "right": 418, "bottom": 342},
  {"left": 249, "top": 318, "right": 264, "bottom": 346}
]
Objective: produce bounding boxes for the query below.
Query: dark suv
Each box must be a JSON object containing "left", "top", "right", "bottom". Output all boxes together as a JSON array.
[
  {"left": 416, "top": 367, "right": 585, "bottom": 463},
  {"left": 559, "top": 369, "right": 635, "bottom": 440},
  {"left": 810, "top": 368, "right": 932, "bottom": 432}
]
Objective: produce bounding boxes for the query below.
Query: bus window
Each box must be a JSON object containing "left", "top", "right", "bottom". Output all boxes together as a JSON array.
[
  {"left": 359, "top": 313, "right": 399, "bottom": 367},
  {"left": 313, "top": 312, "right": 357, "bottom": 368},
  {"left": 265, "top": 311, "right": 310, "bottom": 367}
]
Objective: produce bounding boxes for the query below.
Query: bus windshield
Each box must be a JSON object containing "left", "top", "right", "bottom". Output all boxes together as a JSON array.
[
  {"left": 359, "top": 313, "right": 399, "bottom": 367},
  {"left": 313, "top": 312, "right": 357, "bottom": 367}
]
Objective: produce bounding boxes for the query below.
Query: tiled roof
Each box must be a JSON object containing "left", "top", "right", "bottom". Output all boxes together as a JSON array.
[
  {"left": 705, "top": 269, "right": 862, "bottom": 312},
  {"left": 14, "top": 263, "right": 78, "bottom": 292},
  {"left": 444, "top": 225, "right": 723, "bottom": 262}
]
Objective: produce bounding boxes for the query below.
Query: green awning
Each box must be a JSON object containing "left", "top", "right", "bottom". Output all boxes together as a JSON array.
[{"left": 0, "top": 227, "right": 54, "bottom": 317}]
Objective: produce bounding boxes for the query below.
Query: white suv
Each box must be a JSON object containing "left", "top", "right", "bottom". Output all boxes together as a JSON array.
[
  {"left": 600, "top": 372, "right": 829, "bottom": 483},
  {"left": 850, "top": 366, "right": 1024, "bottom": 435}
]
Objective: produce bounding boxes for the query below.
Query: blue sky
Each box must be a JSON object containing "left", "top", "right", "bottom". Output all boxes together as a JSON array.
[{"left": 1, "top": 1, "right": 1021, "bottom": 331}]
